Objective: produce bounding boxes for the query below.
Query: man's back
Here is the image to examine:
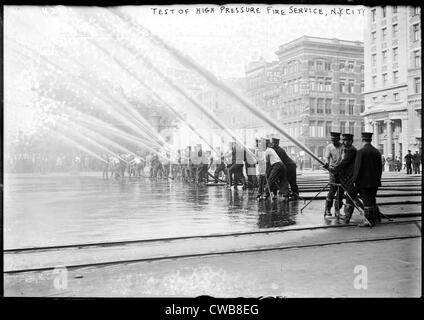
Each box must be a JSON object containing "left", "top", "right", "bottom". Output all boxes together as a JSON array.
[
  {"left": 274, "top": 146, "right": 296, "bottom": 166},
  {"left": 353, "top": 144, "right": 382, "bottom": 188}
]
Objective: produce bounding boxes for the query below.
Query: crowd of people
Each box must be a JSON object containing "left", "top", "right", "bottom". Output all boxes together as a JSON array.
[
  {"left": 5, "top": 130, "right": 421, "bottom": 228},
  {"left": 381, "top": 150, "right": 421, "bottom": 174}
]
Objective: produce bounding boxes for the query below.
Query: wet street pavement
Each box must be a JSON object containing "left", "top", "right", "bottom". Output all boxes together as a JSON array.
[{"left": 4, "top": 171, "right": 421, "bottom": 249}]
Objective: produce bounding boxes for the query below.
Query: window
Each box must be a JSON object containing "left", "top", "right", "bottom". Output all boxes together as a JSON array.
[
  {"left": 371, "top": 9, "right": 376, "bottom": 22},
  {"left": 393, "top": 6, "right": 397, "bottom": 14},
  {"left": 309, "top": 121, "right": 316, "bottom": 136},
  {"left": 308, "top": 60, "right": 314, "bottom": 68},
  {"left": 349, "top": 122, "right": 355, "bottom": 134},
  {"left": 309, "top": 98, "right": 316, "bottom": 114},
  {"left": 382, "top": 6, "right": 386, "bottom": 18},
  {"left": 382, "top": 73, "right": 388, "bottom": 86},
  {"left": 325, "top": 62, "right": 331, "bottom": 71},
  {"left": 393, "top": 71, "right": 399, "bottom": 84},
  {"left": 414, "top": 50, "right": 421, "bottom": 67},
  {"left": 348, "top": 61, "right": 354, "bottom": 72},
  {"left": 382, "top": 50, "right": 387, "bottom": 64},
  {"left": 393, "top": 92, "right": 399, "bottom": 101},
  {"left": 339, "top": 79, "right": 346, "bottom": 92},
  {"left": 382, "top": 27, "right": 387, "bottom": 41},
  {"left": 414, "top": 77, "right": 421, "bottom": 93},
  {"left": 325, "top": 122, "right": 332, "bottom": 136},
  {"left": 317, "top": 77, "right": 324, "bottom": 91},
  {"left": 339, "top": 60, "right": 345, "bottom": 70},
  {"left": 361, "top": 80, "right": 364, "bottom": 93},
  {"left": 316, "top": 60, "right": 323, "bottom": 70},
  {"left": 309, "top": 77, "right": 316, "bottom": 90},
  {"left": 360, "top": 101, "right": 365, "bottom": 112},
  {"left": 348, "top": 80, "right": 355, "bottom": 93},
  {"left": 371, "top": 31, "right": 377, "bottom": 43},
  {"left": 294, "top": 79, "right": 299, "bottom": 93},
  {"left": 382, "top": 95, "right": 387, "bottom": 103},
  {"left": 372, "top": 76, "right": 377, "bottom": 88},
  {"left": 414, "top": 7, "right": 420, "bottom": 15},
  {"left": 325, "top": 78, "right": 332, "bottom": 91},
  {"left": 325, "top": 99, "right": 332, "bottom": 114},
  {"left": 393, "top": 47, "right": 398, "bottom": 61},
  {"left": 317, "top": 98, "right": 324, "bottom": 114},
  {"left": 340, "top": 100, "right": 346, "bottom": 114},
  {"left": 372, "top": 54, "right": 377, "bottom": 66},
  {"left": 317, "top": 121, "right": 325, "bottom": 137},
  {"left": 393, "top": 24, "right": 398, "bottom": 37},
  {"left": 348, "top": 100, "right": 355, "bottom": 114},
  {"left": 413, "top": 24, "right": 420, "bottom": 41},
  {"left": 340, "top": 121, "right": 346, "bottom": 134}
]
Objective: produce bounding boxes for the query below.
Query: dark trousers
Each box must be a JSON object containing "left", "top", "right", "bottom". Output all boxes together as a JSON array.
[
  {"left": 406, "top": 163, "right": 412, "bottom": 174},
  {"left": 267, "top": 162, "right": 286, "bottom": 194},
  {"left": 214, "top": 163, "right": 226, "bottom": 182},
  {"left": 358, "top": 187, "right": 378, "bottom": 207},
  {"left": 327, "top": 172, "right": 343, "bottom": 209},
  {"left": 413, "top": 163, "right": 420, "bottom": 174},
  {"left": 228, "top": 163, "right": 244, "bottom": 186},
  {"left": 286, "top": 164, "right": 299, "bottom": 195},
  {"left": 257, "top": 175, "right": 266, "bottom": 194}
]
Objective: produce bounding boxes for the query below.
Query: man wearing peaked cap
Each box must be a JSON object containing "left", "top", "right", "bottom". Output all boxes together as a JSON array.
[
  {"left": 272, "top": 138, "right": 299, "bottom": 200},
  {"left": 330, "top": 133, "right": 359, "bottom": 223},
  {"left": 323, "top": 131, "right": 343, "bottom": 217},
  {"left": 353, "top": 132, "right": 383, "bottom": 227}
]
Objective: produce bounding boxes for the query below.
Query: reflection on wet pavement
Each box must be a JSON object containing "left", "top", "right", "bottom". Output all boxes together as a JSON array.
[{"left": 4, "top": 173, "right": 355, "bottom": 248}]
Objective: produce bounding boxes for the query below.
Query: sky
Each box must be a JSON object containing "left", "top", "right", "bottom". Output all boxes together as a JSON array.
[
  {"left": 5, "top": 4, "right": 366, "bottom": 78},
  {"left": 3, "top": 4, "right": 367, "bottom": 148}
]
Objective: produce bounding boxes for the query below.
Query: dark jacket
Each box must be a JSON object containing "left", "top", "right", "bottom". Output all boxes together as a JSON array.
[
  {"left": 353, "top": 144, "right": 382, "bottom": 188},
  {"left": 273, "top": 146, "right": 296, "bottom": 167},
  {"left": 413, "top": 153, "right": 421, "bottom": 164},
  {"left": 334, "top": 145, "right": 357, "bottom": 188},
  {"left": 404, "top": 153, "right": 413, "bottom": 164}
]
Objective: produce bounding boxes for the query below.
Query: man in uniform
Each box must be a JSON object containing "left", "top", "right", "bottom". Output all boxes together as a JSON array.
[
  {"left": 413, "top": 150, "right": 421, "bottom": 174},
  {"left": 323, "top": 132, "right": 343, "bottom": 217},
  {"left": 272, "top": 138, "right": 299, "bottom": 200},
  {"left": 404, "top": 150, "right": 413, "bottom": 174},
  {"left": 227, "top": 141, "right": 245, "bottom": 188},
  {"left": 265, "top": 139, "right": 288, "bottom": 200},
  {"left": 330, "top": 133, "right": 358, "bottom": 223},
  {"left": 353, "top": 132, "right": 383, "bottom": 227}
]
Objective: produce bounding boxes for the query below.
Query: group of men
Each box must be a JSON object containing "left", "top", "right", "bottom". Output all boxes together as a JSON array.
[
  {"left": 323, "top": 131, "right": 383, "bottom": 227},
  {"left": 404, "top": 150, "right": 421, "bottom": 174}
]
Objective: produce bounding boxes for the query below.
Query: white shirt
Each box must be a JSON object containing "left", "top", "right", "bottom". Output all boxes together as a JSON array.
[
  {"left": 255, "top": 149, "right": 266, "bottom": 175},
  {"left": 265, "top": 147, "right": 281, "bottom": 166}
]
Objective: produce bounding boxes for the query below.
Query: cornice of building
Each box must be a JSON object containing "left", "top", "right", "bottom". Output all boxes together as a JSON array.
[
  {"left": 275, "top": 36, "right": 363, "bottom": 57},
  {"left": 363, "top": 83, "right": 408, "bottom": 95}
]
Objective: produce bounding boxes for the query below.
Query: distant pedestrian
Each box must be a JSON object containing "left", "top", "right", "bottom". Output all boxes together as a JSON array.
[
  {"left": 413, "top": 150, "right": 421, "bottom": 174},
  {"left": 404, "top": 150, "right": 413, "bottom": 174}
]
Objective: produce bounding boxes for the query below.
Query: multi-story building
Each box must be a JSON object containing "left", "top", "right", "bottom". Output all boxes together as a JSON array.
[
  {"left": 363, "top": 6, "right": 421, "bottom": 159},
  {"left": 246, "top": 36, "right": 365, "bottom": 167}
]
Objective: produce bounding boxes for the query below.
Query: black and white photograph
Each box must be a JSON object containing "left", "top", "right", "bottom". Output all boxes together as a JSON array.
[{"left": 2, "top": 3, "right": 422, "bottom": 300}]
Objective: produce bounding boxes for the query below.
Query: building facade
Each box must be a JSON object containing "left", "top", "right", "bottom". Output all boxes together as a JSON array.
[
  {"left": 246, "top": 36, "right": 365, "bottom": 167},
  {"left": 363, "top": 6, "right": 421, "bottom": 159}
]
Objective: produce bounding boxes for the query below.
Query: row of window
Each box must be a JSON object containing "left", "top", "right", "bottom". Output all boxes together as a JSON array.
[
  {"left": 371, "top": 6, "right": 420, "bottom": 22},
  {"left": 309, "top": 98, "right": 365, "bottom": 115},
  {"left": 308, "top": 121, "right": 364, "bottom": 137},
  {"left": 371, "top": 47, "right": 399, "bottom": 66},
  {"left": 371, "top": 71, "right": 399, "bottom": 88},
  {"left": 371, "top": 23, "right": 398, "bottom": 43}
]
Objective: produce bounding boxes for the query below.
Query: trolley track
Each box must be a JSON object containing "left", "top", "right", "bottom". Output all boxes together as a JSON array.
[{"left": 5, "top": 218, "right": 421, "bottom": 275}]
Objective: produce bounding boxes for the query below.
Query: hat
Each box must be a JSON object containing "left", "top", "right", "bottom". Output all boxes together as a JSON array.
[
  {"left": 341, "top": 133, "right": 354, "bottom": 140},
  {"left": 330, "top": 132, "right": 341, "bottom": 139},
  {"left": 272, "top": 138, "right": 280, "bottom": 145},
  {"left": 361, "top": 132, "right": 373, "bottom": 141}
]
